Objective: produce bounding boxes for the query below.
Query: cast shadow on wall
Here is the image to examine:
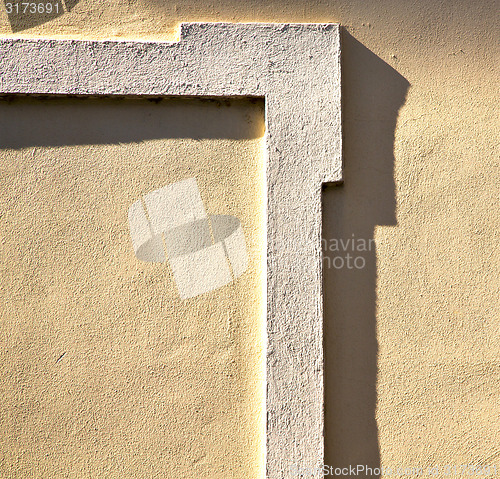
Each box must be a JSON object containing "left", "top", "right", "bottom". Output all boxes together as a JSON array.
[
  {"left": 0, "top": 28, "right": 409, "bottom": 475},
  {"left": 3, "top": 0, "right": 80, "bottom": 32},
  {"left": 323, "top": 31, "right": 409, "bottom": 477},
  {"left": 0, "top": 96, "right": 265, "bottom": 148}
]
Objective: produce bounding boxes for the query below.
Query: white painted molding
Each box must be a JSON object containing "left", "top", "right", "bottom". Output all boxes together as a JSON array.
[{"left": 0, "top": 23, "right": 342, "bottom": 478}]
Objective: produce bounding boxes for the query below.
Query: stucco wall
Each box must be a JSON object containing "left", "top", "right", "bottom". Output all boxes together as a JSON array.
[
  {"left": 0, "top": 97, "right": 266, "bottom": 478},
  {"left": 0, "top": 1, "right": 498, "bottom": 478}
]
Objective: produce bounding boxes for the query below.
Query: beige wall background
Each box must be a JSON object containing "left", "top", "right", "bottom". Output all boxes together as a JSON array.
[
  {"left": 0, "top": 97, "right": 266, "bottom": 478},
  {"left": 0, "top": 1, "right": 498, "bottom": 478}
]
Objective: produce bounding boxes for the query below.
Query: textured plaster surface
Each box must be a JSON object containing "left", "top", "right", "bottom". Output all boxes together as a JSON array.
[
  {"left": 1, "top": 1, "right": 499, "bottom": 478},
  {"left": 0, "top": 23, "right": 342, "bottom": 478},
  {"left": 0, "top": 97, "right": 266, "bottom": 479}
]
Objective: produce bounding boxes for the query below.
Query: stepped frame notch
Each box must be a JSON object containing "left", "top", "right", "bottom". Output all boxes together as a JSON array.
[{"left": 0, "top": 22, "right": 342, "bottom": 478}]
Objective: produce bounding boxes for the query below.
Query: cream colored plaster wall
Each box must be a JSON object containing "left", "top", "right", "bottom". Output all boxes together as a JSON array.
[
  {"left": 0, "top": 97, "right": 266, "bottom": 478},
  {"left": 0, "top": 0, "right": 498, "bottom": 478}
]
